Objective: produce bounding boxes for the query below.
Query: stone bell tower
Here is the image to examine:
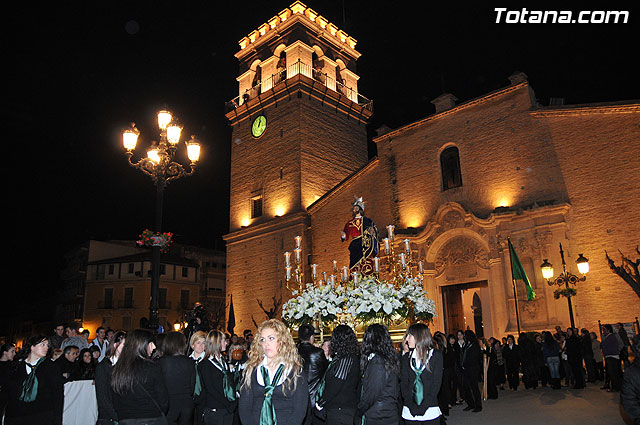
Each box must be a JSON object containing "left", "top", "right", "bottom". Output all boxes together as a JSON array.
[{"left": 223, "top": 1, "right": 373, "bottom": 328}]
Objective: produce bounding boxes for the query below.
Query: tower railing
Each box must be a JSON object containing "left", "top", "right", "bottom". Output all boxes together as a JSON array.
[{"left": 225, "top": 59, "right": 373, "bottom": 113}]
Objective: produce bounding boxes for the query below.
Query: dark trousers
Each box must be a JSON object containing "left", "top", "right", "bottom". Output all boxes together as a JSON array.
[
  {"left": 486, "top": 365, "right": 498, "bottom": 399},
  {"left": 506, "top": 367, "right": 519, "bottom": 390},
  {"left": 605, "top": 357, "right": 622, "bottom": 390},
  {"left": 5, "top": 411, "right": 57, "bottom": 425},
  {"left": 453, "top": 367, "right": 464, "bottom": 401},
  {"left": 202, "top": 408, "right": 233, "bottom": 425},
  {"left": 326, "top": 407, "right": 356, "bottom": 425},
  {"left": 167, "top": 396, "right": 194, "bottom": 425},
  {"left": 569, "top": 357, "right": 585, "bottom": 388},
  {"left": 403, "top": 417, "right": 442, "bottom": 425},
  {"left": 584, "top": 356, "right": 596, "bottom": 381},
  {"left": 595, "top": 361, "right": 605, "bottom": 381},
  {"left": 462, "top": 370, "right": 482, "bottom": 409}
]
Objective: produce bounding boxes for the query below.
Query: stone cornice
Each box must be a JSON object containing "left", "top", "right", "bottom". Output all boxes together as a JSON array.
[
  {"left": 223, "top": 211, "right": 309, "bottom": 245},
  {"left": 530, "top": 101, "right": 640, "bottom": 117}
]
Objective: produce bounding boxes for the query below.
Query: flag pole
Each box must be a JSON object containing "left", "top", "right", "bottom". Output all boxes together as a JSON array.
[{"left": 507, "top": 238, "right": 522, "bottom": 335}]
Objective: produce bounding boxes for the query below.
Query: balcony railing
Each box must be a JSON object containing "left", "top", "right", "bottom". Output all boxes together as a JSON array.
[{"left": 225, "top": 60, "right": 373, "bottom": 113}]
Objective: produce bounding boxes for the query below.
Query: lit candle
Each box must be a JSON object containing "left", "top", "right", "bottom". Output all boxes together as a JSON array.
[
  {"left": 352, "top": 272, "right": 359, "bottom": 285},
  {"left": 373, "top": 257, "right": 380, "bottom": 273},
  {"left": 386, "top": 224, "right": 395, "bottom": 240},
  {"left": 383, "top": 238, "right": 390, "bottom": 254},
  {"left": 322, "top": 271, "right": 328, "bottom": 282},
  {"left": 294, "top": 248, "right": 301, "bottom": 264},
  {"left": 285, "top": 266, "right": 292, "bottom": 281},
  {"left": 332, "top": 260, "right": 338, "bottom": 274},
  {"left": 403, "top": 239, "right": 411, "bottom": 254},
  {"left": 341, "top": 266, "right": 349, "bottom": 282},
  {"left": 418, "top": 260, "right": 424, "bottom": 274},
  {"left": 399, "top": 252, "right": 406, "bottom": 269},
  {"left": 295, "top": 235, "right": 302, "bottom": 249},
  {"left": 329, "top": 275, "right": 336, "bottom": 286},
  {"left": 284, "top": 252, "right": 291, "bottom": 267},
  {"left": 311, "top": 264, "right": 318, "bottom": 280}
]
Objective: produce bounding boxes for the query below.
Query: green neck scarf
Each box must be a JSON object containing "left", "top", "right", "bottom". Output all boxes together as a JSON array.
[
  {"left": 20, "top": 357, "right": 45, "bottom": 402},
  {"left": 259, "top": 364, "right": 284, "bottom": 425},
  {"left": 211, "top": 356, "right": 236, "bottom": 402},
  {"left": 411, "top": 356, "right": 425, "bottom": 405},
  {"left": 193, "top": 357, "right": 203, "bottom": 397}
]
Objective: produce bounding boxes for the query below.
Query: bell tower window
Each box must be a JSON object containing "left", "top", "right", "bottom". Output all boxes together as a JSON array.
[{"left": 440, "top": 146, "right": 462, "bottom": 190}]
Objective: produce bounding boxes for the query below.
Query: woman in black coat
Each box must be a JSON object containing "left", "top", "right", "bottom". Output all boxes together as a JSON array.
[
  {"left": 197, "top": 330, "right": 237, "bottom": 425},
  {"left": 460, "top": 330, "right": 482, "bottom": 412},
  {"left": 565, "top": 328, "right": 585, "bottom": 389},
  {"left": 238, "top": 319, "right": 308, "bottom": 425},
  {"left": 518, "top": 333, "right": 539, "bottom": 389},
  {"left": 95, "top": 330, "right": 126, "bottom": 425},
  {"left": 314, "top": 325, "right": 360, "bottom": 425},
  {"left": 110, "top": 329, "right": 169, "bottom": 424},
  {"left": 159, "top": 331, "right": 196, "bottom": 425},
  {"left": 356, "top": 324, "right": 400, "bottom": 425},
  {"left": 502, "top": 335, "right": 520, "bottom": 390},
  {"left": 3, "top": 335, "right": 64, "bottom": 425},
  {"left": 400, "top": 324, "right": 444, "bottom": 425}
]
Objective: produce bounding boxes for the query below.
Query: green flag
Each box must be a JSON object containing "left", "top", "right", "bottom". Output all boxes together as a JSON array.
[{"left": 508, "top": 239, "right": 536, "bottom": 301}]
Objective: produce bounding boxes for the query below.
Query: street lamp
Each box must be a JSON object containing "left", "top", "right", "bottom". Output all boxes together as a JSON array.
[
  {"left": 122, "top": 109, "right": 201, "bottom": 332},
  {"left": 540, "top": 243, "right": 589, "bottom": 328}
]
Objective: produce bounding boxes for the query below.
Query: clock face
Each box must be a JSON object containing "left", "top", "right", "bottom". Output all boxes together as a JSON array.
[{"left": 251, "top": 115, "right": 267, "bottom": 138}]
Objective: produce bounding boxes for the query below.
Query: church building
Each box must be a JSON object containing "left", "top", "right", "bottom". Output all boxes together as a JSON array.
[{"left": 223, "top": 1, "right": 640, "bottom": 337}]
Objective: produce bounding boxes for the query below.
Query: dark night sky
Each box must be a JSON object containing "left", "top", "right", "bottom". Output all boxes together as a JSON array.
[{"left": 6, "top": 1, "right": 639, "bottom": 320}]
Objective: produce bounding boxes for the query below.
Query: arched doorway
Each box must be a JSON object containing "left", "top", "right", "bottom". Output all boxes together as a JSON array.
[{"left": 472, "top": 292, "right": 484, "bottom": 338}]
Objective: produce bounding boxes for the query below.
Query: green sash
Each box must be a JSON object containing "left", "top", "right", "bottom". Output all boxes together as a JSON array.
[
  {"left": 411, "top": 357, "right": 425, "bottom": 405},
  {"left": 211, "top": 357, "right": 236, "bottom": 401},
  {"left": 20, "top": 358, "right": 45, "bottom": 402},
  {"left": 259, "top": 364, "right": 284, "bottom": 425}
]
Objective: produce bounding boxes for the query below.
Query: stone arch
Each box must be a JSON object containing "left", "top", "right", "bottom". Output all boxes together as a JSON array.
[{"left": 273, "top": 43, "right": 287, "bottom": 58}]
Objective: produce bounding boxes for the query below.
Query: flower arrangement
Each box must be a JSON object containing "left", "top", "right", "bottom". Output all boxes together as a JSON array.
[
  {"left": 137, "top": 229, "right": 174, "bottom": 253},
  {"left": 281, "top": 275, "right": 436, "bottom": 328},
  {"left": 553, "top": 287, "right": 577, "bottom": 299}
]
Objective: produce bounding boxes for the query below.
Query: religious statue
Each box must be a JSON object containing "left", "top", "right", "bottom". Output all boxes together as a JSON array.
[{"left": 341, "top": 196, "right": 379, "bottom": 275}]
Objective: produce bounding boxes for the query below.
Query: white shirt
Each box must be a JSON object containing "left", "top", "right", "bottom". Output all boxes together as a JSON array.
[
  {"left": 190, "top": 351, "right": 205, "bottom": 362},
  {"left": 90, "top": 338, "right": 108, "bottom": 362},
  {"left": 256, "top": 356, "right": 289, "bottom": 387},
  {"left": 402, "top": 349, "right": 442, "bottom": 421}
]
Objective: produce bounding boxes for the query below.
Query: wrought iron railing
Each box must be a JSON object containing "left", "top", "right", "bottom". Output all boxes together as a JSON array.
[{"left": 225, "top": 60, "right": 373, "bottom": 113}]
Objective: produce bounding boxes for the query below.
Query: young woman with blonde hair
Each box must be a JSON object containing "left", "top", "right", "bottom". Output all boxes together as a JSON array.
[
  {"left": 196, "top": 330, "right": 237, "bottom": 425},
  {"left": 238, "top": 319, "right": 308, "bottom": 425}
]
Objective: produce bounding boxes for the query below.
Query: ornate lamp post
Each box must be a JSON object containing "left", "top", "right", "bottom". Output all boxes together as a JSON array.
[
  {"left": 540, "top": 243, "right": 589, "bottom": 328},
  {"left": 122, "top": 110, "right": 201, "bottom": 331}
]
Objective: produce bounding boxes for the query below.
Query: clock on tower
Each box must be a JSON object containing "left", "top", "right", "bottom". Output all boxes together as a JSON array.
[{"left": 223, "top": 1, "right": 373, "bottom": 326}]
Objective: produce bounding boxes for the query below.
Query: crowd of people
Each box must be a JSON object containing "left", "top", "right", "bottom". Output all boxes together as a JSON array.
[{"left": 0, "top": 319, "right": 639, "bottom": 425}]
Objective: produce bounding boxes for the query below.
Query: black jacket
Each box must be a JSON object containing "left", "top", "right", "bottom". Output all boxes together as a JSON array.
[
  {"left": 94, "top": 358, "right": 117, "bottom": 423},
  {"left": 461, "top": 342, "right": 482, "bottom": 376},
  {"left": 238, "top": 368, "right": 308, "bottom": 425},
  {"left": 502, "top": 344, "right": 520, "bottom": 371},
  {"left": 196, "top": 357, "right": 237, "bottom": 413},
  {"left": 159, "top": 355, "right": 196, "bottom": 400},
  {"left": 400, "top": 349, "right": 443, "bottom": 417},
  {"left": 318, "top": 354, "right": 360, "bottom": 410},
  {"left": 621, "top": 360, "right": 640, "bottom": 425},
  {"left": 298, "top": 342, "right": 328, "bottom": 408},
  {"left": 111, "top": 360, "right": 169, "bottom": 420},
  {"left": 3, "top": 359, "right": 64, "bottom": 425},
  {"left": 356, "top": 355, "right": 399, "bottom": 424}
]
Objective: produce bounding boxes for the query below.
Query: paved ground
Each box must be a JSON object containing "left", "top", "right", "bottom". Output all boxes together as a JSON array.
[{"left": 445, "top": 383, "right": 632, "bottom": 424}]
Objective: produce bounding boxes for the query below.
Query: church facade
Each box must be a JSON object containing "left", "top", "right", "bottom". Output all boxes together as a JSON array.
[{"left": 224, "top": 2, "right": 640, "bottom": 337}]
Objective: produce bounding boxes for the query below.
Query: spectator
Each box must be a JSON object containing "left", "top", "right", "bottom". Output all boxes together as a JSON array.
[
  {"left": 601, "top": 324, "right": 622, "bottom": 391},
  {"left": 315, "top": 325, "right": 360, "bottom": 425},
  {"left": 400, "top": 323, "right": 444, "bottom": 424},
  {"left": 297, "top": 324, "right": 328, "bottom": 425},
  {"left": 0, "top": 342, "right": 17, "bottom": 415},
  {"left": 355, "top": 323, "right": 400, "bottom": 425},
  {"left": 95, "top": 330, "right": 126, "bottom": 425},
  {"left": 190, "top": 331, "right": 207, "bottom": 362},
  {"left": 542, "top": 331, "right": 561, "bottom": 389},
  {"left": 110, "top": 329, "right": 168, "bottom": 423},
  {"left": 618, "top": 322, "right": 631, "bottom": 366},
  {"left": 90, "top": 345, "right": 102, "bottom": 363},
  {"left": 566, "top": 328, "right": 585, "bottom": 389},
  {"left": 482, "top": 337, "right": 498, "bottom": 400},
  {"left": 55, "top": 345, "right": 79, "bottom": 382},
  {"left": 106, "top": 329, "right": 115, "bottom": 343},
  {"left": 518, "top": 333, "right": 538, "bottom": 390},
  {"left": 461, "top": 330, "right": 482, "bottom": 412},
  {"left": 197, "top": 330, "right": 237, "bottom": 425},
  {"left": 238, "top": 319, "right": 308, "bottom": 425},
  {"left": 534, "top": 334, "right": 548, "bottom": 387},
  {"left": 452, "top": 330, "right": 465, "bottom": 405},
  {"left": 50, "top": 324, "right": 65, "bottom": 350},
  {"left": 3, "top": 335, "right": 64, "bottom": 425},
  {"left": 591, "top": 331, "right": 604, "bottom": 382},
  {"left": 559, "top": 334, "right": 573, "bottom": 387},
  {"left": 621, "top": 335, "right": 640, "bottom": 424},
  {"left": 61, "top": 323, "right": 88, "bottom": 351},
  {"left": 51, "top": 349, "right": 63, "bottom": 362},
  {"left": 490, "top": 337, "right": 506, "bottom": 391},
  {"left": 432, "top": 331, "right": 453, "bottom": 415},
  {"left": 159, "top": 331, "right": 196, "bottom": 425},
  {"left": 502, "top": 335, "right": 520, "bottom": 390},
  {"left": 90, "top": 327, "right": 109, "bottom": 362},
  {"left": 581, "top": 328, "right": 596, "bottom": 383},
  {"left": 321, "top": 339, "right": 331, "bottom": 360},
  {"left": 72, "top": 348, "right": 96, "bottom": 381}
]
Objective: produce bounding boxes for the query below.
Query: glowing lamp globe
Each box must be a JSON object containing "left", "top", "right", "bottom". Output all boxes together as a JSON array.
[
  {"left": 576, "top": 254, "right": 590, "bottom": 275},
  {"left": 166, "top": 124, "right": 182, "bottom": 145},
  {"left": 147, "top": 148, "right": 160, "bottom": 163},
  {"left": 186, "top": 138, "right": 201, "bottom": 162},
  {"left": 122, "top": 125, "right": 139, "bottom": 151},
  {"left": 540, "top": 259, "right": 554, "bottom": 281},
  {"left": 157, "top": 110, "right": 172, "bottom": 130}
]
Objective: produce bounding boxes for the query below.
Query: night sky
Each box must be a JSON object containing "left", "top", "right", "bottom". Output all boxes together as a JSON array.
[{"left": 6, "top": 1, "right": 639, "bottom": 322}]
